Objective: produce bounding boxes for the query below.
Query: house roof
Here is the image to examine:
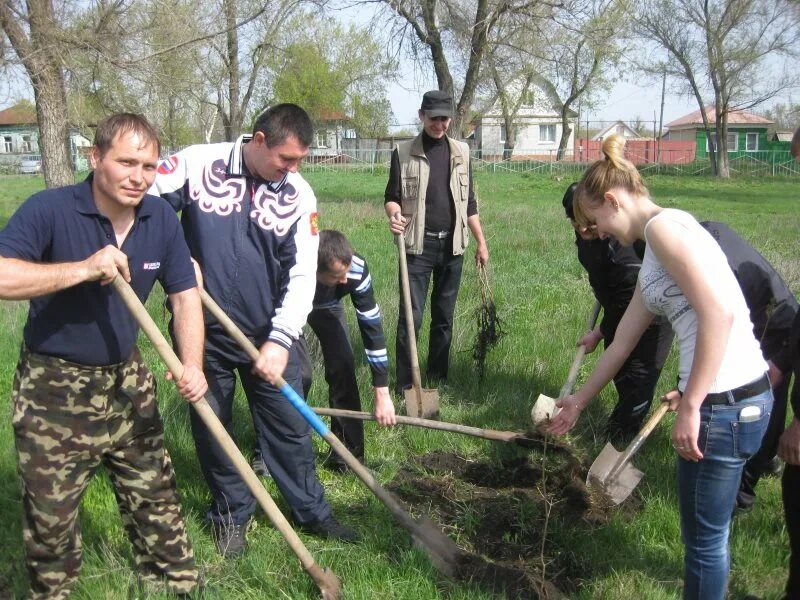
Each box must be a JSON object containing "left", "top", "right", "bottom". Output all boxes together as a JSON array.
[
  {"left": 591, "top": 120, "right": 645, "bottom": 141},
  {"left": 0, "top": 105, "right": 37, "bottom": 126},
  {"left": 774, "top": 131, "right": 795, "bottom": 142},
  {"left": 666, "top": 106, "right": 773, "bottom": 129},
  {"left": 317, "top": 109, "right": 349, "bottom": 123}
]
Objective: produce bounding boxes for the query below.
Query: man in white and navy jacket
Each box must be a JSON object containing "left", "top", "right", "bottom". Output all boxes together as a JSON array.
[{"left": 152, "top": 104, "right": 357, "bottom": 557}]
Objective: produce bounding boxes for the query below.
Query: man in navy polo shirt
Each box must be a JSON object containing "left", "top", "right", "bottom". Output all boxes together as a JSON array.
[
  {"left": 152, "top": 103, "right": 357, "bottom": 558},
  {"left": 0, "top": 113, "right": 206, "bottom": 598}
]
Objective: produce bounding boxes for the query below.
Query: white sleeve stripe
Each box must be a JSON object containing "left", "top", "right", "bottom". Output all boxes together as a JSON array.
[
  {"left": 356, "top": 306, "right": 381, "bottom": 319},
  {"left": 355, "top": 274, "right": 372, "bottom": 293},
  {"left": 365, "top": 349, "right": 388, "bottom": 357}
]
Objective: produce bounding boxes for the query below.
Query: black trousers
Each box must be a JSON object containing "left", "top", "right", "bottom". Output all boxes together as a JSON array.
[
  {"left": 396, "top": 236, "right": 464, "bottom": 391},
  {"left": 605, "top": 319, "right": 674, "bottom": 437},
  {"left": 785, "top": 463, "right": 800, "bottom": 599},
  {"left": 737, "top": 374, "right": 791, "bottom": 508},
  {"left": 307, "top": 302, "right": 365, "bottom": 461},
  {"left": 191, "top": 340, "right": 331, "bottom": 526}
]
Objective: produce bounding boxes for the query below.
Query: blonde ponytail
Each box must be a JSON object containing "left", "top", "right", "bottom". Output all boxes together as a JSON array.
[{"left": 573, "top": 134, "right": 649, "bottom": 227}]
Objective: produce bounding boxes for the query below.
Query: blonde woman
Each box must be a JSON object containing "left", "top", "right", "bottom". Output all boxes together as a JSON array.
[{"left": 547, "top": 135, "right": 773, "bottom": 600}]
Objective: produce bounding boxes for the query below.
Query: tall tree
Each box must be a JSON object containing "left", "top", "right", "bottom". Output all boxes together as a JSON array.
[
  {"left": 378, "top": 0, "right": 547, "bottom": 137},
  {"left": 0, "top": 0, "right": 73, "bottom": 187},
  {"left": 269, "top": 15, "right": 395, "bottom": 137},
  {"left": 637, "top": 0, "right": 799, "bottom": 177}
]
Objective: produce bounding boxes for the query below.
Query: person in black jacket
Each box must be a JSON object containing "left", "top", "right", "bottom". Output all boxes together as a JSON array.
[
  {"left": 562, "top": 183, "right": 674, "bottom": 442},
  {"left": 775, "top": 126, "right": 800, "bottom": 600},
  {"left": 698, "top": 221, "right": 798, "bottom": 513}
]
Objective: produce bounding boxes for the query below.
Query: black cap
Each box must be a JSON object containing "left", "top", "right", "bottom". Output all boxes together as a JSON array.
[{"left": 421, "top": 90, "right": 454, "bottom": 118}]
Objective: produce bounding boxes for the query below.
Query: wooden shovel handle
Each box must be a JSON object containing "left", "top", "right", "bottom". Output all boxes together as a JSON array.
[
  {"left": 607, "top": 401, "right": 671, "bottom": 482},
  {"left": 558, "top": 300, "right": 602, "bottom": 399},
  {"left": 395, "top": 234, "right": 424, "bottom": 411},
  {"left": 111, "top": 279, "right": 335, "bottom": 593},
  {"left": 313, "top": 406, "right": 522, "bottom": 443}
]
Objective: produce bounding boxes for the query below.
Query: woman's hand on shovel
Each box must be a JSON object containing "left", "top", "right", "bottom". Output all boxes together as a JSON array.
[{"left": 546, "top": 395, "right": 583, "bottom": 436}]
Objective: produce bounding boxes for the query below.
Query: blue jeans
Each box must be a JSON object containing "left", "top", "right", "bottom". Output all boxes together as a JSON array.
[{"left": 677, "top": 387, "right": 773, "bottom": 600}]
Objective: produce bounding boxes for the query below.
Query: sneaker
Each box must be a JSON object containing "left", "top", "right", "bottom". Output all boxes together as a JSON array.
[
  {"left": 299, "top": 516, "right": 360, "bottom": 543},
  {"left": 251, "top": 453, "right": 271, "bottom": 478},
  {"left": 211, "top": 521, "right": 248, "bottom": 558}
]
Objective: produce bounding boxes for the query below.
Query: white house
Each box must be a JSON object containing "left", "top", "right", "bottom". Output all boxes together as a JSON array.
[
  {"left": 591, "top": 120, "right": 645, "bottom": 141},
  {"left": 0, "top": 104, "right": 92, "bottom": 170},
  {"left": 309, "top": 110, "right": 357, "bottom": 158},
  {"left": 472, "top": 90, "right": 577, "bottom": 159}
]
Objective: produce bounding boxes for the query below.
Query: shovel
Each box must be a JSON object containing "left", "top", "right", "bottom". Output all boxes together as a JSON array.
[
  {"left": 200, "top": 289, "right": 463, "bottom": 577},
  {"left": 111, "top": 278, "right": 340, "bottom": 600},
  {"left": 531, "top": 300, "right": 602, "bottom": 425},
  {"left": 586, "top": 401, "right": 670, "bottom": 505},
  {"left": 396, "top": 233, "right": 440, "bottom": 419},
  {"left": 313, "top": 407, "right": 548, "bottom": 449}
]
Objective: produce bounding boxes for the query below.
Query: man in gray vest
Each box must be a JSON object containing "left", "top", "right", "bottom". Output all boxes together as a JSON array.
[{"left": 384, "top": 90, "right": 489, "bottom": 393}]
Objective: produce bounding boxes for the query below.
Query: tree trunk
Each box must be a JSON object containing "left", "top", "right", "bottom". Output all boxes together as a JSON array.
[
  {"left": 32, "top": 70, "right": 73, "bottom": 186},
  {"left": 556, "top": 105, "right": 573, "bottom": 161},
  {"left": 224, "top": 0, "right": 242, "bottom": 141},
  {"left": 715, "top": 109, "right": 730, "bottom": 178}
]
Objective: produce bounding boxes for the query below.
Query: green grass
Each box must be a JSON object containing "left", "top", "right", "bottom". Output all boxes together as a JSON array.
[{"left": 0, "top": 171, "right": 798, "bottom": 599}]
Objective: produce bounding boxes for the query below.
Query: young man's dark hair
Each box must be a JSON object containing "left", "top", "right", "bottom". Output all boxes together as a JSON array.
[
  {"left": 253, "top": 104, "right": 314, "bottom": 148},
  {"left": 562, "top": 182, "right": 579, "bottom": 221},
  {"left": 94, "top": 113, "right": 161, "bottom": 157},
  {"left": 318, "top": 230, "right": 353, "bottom": 272}
]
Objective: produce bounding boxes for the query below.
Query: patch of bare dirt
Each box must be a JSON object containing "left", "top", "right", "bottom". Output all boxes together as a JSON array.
[{"left": 389, "top": 451, "right": 642, "bottom": 599}]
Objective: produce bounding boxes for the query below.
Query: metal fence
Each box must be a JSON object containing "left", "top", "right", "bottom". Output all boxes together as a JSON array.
[{"left": 301, "top": 148, "right": 800, "bottom": 177}]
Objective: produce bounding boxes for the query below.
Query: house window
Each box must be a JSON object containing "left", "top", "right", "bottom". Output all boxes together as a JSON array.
[
  {"left": 707, "top": 131, "right": 738, "bottom": 152},
  {"left": 317, "top": 131, "right": 328, "bottom": 148},
  {"left": 746, "top": 132, "right": 758, "bottom": 152},
  {"left": 21, "top": 135, "right": 33, "bottom": 152},
  {"left": 2, "top": 136, "right": 11, "bottom": 153},
  {"left": 499, "top": 125, "right": 506, "bottom": 144},
  {"left": 539, "top": 124, "right": 556, "bottom": 143}
]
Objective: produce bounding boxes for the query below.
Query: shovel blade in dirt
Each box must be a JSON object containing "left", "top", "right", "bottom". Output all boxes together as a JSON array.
[
  {"left": 404, "top": 387, "right": 440, "bottom": 419},
  {"left": 531, "top": 393, "right": 557, "bottom": 425},
  {"left": 586, "top": 402, "right": 669, "bottom": 505},
  {"left": 586, "top": 442, "right": 644, "bottom": 505},
  {"left": 530, "top": 302, "right": 601, "bottom": 428}
]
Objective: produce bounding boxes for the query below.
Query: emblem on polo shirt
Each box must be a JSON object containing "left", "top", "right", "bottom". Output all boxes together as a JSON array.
[{"left": 143, "top": 262, "right": 161, "bottom": 270}]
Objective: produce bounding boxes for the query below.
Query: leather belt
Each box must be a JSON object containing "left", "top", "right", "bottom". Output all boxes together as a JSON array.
[
  {"left": 424, "top": 230, "right": 450, "bottom": 239},
  {"left": 703, "top": 374, "right": 771, "bottom": 405}
]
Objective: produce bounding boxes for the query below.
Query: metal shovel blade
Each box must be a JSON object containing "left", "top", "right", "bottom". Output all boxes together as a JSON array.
[
  {"left": 531, "top": 393, "right": 557, "bottom": 425},
  {"left": 586, "top": 442, "right": 644, "bottom": 505},
  {"left": 404, "top": 387, "right": 440, "bottom": 419}
]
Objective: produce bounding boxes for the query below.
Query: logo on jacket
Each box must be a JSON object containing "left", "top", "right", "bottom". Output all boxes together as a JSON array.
[
  {"left": 249, "top": 182, "right": 301, "bottom": 236},
  {"left": 310, "top": 212, "right": 319, "bottom": 235},
  {"left": 157, "top": 155, "right": 179, "bottom": 175},
  {"left": 143, "top": 262, "right": 161, "bottom": 270},
  {"left": 193, "top": 158, "right": 244, "bottom": 216}
]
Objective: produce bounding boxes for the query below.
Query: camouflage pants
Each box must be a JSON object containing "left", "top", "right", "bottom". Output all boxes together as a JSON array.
[{"left": 11, "top": 346, "right": 198, "bottom": 599}]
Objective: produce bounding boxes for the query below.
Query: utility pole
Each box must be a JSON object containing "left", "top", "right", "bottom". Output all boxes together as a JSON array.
[{"left": 658, "top": 67, "right": 666, "bottom": 164}]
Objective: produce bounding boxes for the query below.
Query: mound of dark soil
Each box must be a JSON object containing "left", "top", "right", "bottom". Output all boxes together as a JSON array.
[{"left": 389, "top": 450, "right": 637, "bottom": 599}]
